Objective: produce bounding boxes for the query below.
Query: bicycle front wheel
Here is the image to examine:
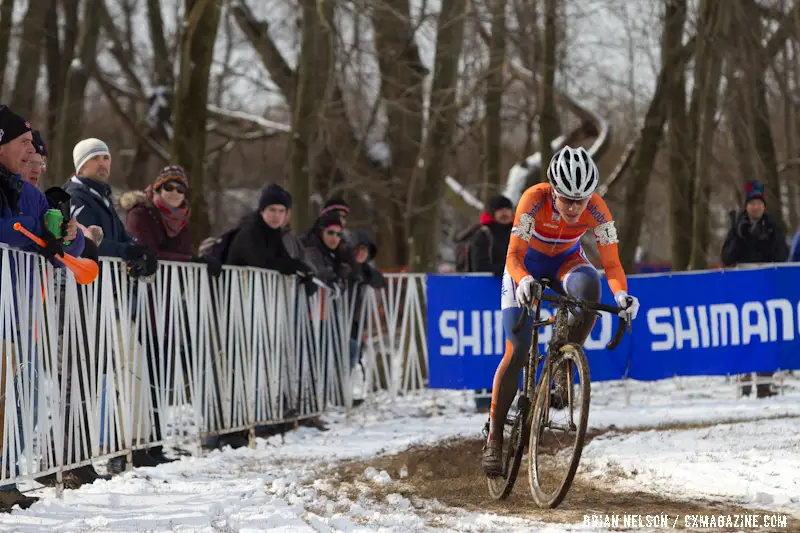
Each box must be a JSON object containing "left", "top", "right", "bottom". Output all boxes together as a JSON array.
[{"left": 528, "top": 343, "right": 590, "bottom": 508}]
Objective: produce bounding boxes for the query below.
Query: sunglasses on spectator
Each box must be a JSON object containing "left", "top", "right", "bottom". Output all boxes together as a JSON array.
[
  {"left": 162, "top": 183, "right": 187, "bottom": 194},
  {"left": 325, "top": 229, "right": 343, "bottom": 238}
]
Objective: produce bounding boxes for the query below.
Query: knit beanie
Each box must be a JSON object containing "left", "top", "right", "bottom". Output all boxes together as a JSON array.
[
  {"left": 744, "top": 180, "right": 765, "bottom": 206},
  {"left": 320, "top": 197, "right": 349, "bottom": 217},
  {"left": 0, "top": 105, "right": 32, "bottom": 146},
  {"left": 32, "top": 130, "right": 47, "bottom": 157},
  {"left": 258, "top": 184, "right": 291, "bottom": 211},
  {"left": 317, "top": 211, "right": 343, "bottom": 231},
  {"left": 73, "top": 138, "right": 110, "bottom": 173},
  {"left": 154, "top": 165, "right": 189, "bottom": 191},
  {"left": 487, "top": 194, "right": 513, "bottom": 215}
]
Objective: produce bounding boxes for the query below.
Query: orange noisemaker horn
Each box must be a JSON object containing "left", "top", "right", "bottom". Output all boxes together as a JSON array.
[{"left": 13, "top": 223, "right": 99, "bottom": 285}]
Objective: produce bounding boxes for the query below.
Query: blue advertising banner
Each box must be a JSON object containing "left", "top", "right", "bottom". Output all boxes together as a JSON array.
[{"left": 426, "top": 266, "right": 800, "bottom": 390}]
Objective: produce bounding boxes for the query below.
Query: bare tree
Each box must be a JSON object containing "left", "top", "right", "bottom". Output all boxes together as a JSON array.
[
  {"left": 538, "top": 0, "right": 558, "bottom": 183},
  {"left": 409, "top": 0, "right": 468, "bottom": 272},
  {"left": 618, "top": 2, "right": 694, "bottom": 272},
  {"left": 482, "top": 0, "right": 506, "bottom": 199},
  {"left": 0, "top": 0, "right": 16, "bottom": 99},
  {"left": 53, "top": 0, "right": 102, "bottom": 183},
  {"left": 10, "top": 0, "right": 49, "bottom": 119},
  {"left": 171, "top": 0, "right": 222, "bottom": 246}
]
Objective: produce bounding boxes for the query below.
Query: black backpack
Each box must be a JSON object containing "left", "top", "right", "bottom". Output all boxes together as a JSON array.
[
  {"left": 454, "top": 224, "right": 493, "bottom": 272},
  {"left": 199, "top": 227, "right": 240, "bottom": 264}
]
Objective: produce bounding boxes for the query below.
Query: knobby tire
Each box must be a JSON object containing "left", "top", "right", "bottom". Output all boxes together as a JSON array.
[{"left": 528, "top": 343, "right": 591, "bottom": 508}]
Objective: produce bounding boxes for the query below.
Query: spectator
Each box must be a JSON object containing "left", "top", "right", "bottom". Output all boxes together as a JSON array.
[
  {"left": 0, "top": 106, "right": 84, "bottom": 511},
  {"left": 120, "top": 164, "right": 221, "bottom": 274},
  {"left": 64, "top": 138, "right": 157, "bottom": 276},
  {"left": 469, "top": 194, "right": 514, "bottom": 278},
  {"left": 64, "top": 138, "right": 160, "bottom": 473},
  {"left": 346, "top": 231, "right": 385, "bottom": 407},
  {"left": 721, "top": 180, "right": 788, "bottom": 267},
  {"left": 21, "top": 130, "right": 47, "bottom": 188},
  {"left": 303, "top": 211, "right": 352, "bottom": 288},
  {"left": 227, "top": 183, "right": 313, "bottom": 278},
  {"left": 721, "top": 180, "right": 787, "bottom": 398}
]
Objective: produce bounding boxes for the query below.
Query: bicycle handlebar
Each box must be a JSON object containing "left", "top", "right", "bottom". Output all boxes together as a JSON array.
[{"left": 511, "top": 292, "right": 631, "bottom": 351}]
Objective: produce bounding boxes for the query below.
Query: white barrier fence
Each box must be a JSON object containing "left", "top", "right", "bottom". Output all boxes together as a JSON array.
[{"left": 0, "top": 246, "right": 429, "bottom": 492}]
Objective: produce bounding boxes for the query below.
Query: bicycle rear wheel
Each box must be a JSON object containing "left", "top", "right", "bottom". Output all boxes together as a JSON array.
[
  {"left": 487, "top": 393, "right": 531, "bottom": 500},
  {"left": 528, "top": 343, "right": 590, "bottom": 508}
]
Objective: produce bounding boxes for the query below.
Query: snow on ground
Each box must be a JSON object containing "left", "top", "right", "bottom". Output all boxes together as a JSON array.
[
  {"left": 1, "top": 374, "right": 798, "bottom": 532},
  {"left": 580, "top": 417, "right": 800, "bottom": 515}
]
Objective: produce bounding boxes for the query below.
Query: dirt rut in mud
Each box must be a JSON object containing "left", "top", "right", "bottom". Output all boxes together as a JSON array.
[{"left": 334, "top": 433, "right": 797, "bottom": 531}]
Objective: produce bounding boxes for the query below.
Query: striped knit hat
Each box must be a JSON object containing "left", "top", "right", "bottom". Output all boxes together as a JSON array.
[{"left": 154, "top": 165, "right": 189, "bottom": 191}]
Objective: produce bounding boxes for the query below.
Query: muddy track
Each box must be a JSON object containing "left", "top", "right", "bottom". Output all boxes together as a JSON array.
[{"left": 333, "top": 432, "right": 798, "bottom": 531}]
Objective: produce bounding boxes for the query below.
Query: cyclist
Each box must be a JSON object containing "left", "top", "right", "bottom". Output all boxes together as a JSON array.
[{"left": 483, "top": 145, "right": 640, "bottom": 477}]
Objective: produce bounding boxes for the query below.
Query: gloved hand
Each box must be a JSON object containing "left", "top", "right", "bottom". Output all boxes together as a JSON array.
[
  {"left": 126, "top": 246, "right": 158, "bottom": 279},
  {"left": 299, "top": 275, "right": 319, "bottom": 298},
  {"left": 515, "top": 275, "right": 542, "bottom": 307},
  {"left": 38, "top": 229, "right": 64, "bottom": 260},
  {"left": 614, "top": 290, "right": 640, "bottom": 321},
  {"left": 125, "top": 243, "right": 149, "bottom": 261},
  {"left": 192, "top": 255, "right": 223, "bottom": 278}
]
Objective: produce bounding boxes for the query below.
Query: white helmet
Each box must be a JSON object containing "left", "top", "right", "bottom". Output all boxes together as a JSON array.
[{"left": 546, "top": 146, "right": 600, "bottom": 200}]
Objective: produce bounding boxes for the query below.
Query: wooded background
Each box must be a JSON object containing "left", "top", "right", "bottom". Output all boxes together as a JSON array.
[{"left": 1, "top": 0, "right": 799, "bottom": 272}]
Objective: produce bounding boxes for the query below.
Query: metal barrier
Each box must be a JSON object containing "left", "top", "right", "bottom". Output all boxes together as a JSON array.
[{"left": 0, "top": 245, "right": 431, "bottom": 494}]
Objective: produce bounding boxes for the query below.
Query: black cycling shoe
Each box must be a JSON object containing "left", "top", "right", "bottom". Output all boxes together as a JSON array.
[{"left": 482, "top": 439, "right": 503, "bottom": 477}]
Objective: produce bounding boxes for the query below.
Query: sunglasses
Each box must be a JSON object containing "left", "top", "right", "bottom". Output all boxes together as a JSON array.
[
  {"left": 162, "top": 183, "right": 187, "bottom": 194},
  {"left": 325, "top": 229, "right": 343, "bottom": 238}
]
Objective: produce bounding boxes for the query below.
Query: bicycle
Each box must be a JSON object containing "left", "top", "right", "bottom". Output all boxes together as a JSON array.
[{"left": 484, "top": 278, "right": 632, "bottom": 508}]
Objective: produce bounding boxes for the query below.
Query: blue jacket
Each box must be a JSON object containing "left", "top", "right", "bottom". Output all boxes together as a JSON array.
[
  {"left": 64, "top": 176, "right": 134, "bottom": 259},
  {"left": 0, "top": 166, "right": 85, "bottom": 257},
  {"left": 790, "top": 231, "right": 800, "bottom": 262}
]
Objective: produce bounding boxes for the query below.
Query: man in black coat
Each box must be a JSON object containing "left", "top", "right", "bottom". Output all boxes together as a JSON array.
[
  {"left": 468, "top": 194, "right": 514, "bottom": 278},
  {"left": 720, "top": 180, "right": 787, "bottom": 399},
  {"left": 227, "top": 184, "right": 313, "bottom": 277},
  {"left": 721, "top": 180, "right": 788, "bottom": 267}
]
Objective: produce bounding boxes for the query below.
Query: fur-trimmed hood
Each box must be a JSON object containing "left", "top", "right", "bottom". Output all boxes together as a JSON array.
[{"left": 119, "top": 190, "right": 153, "bottom": 211}]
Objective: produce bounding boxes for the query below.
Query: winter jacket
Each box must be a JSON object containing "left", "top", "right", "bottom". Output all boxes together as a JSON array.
[
  {"left": 721, "top": 211, "right": 788, "bottom": 267},
  {"left": 0, "top": 164, "right": 85, "bottom": 257},
  {"left": 469, "top": 212, "right": 512, "bottom": 277},
  {"left": 227, "top": 212, "right": 312, "bottom": 275},
  {"left": 349, "top": 230, "right": 385, "bottom": 290},
  {"left": 301, "top": 226, "right": 352, "bottom": 288},
  {"left": 64, "top": 176, "right": 134, "bottom": 259},
  {"left": 120, "top": 191, "right": 193, "bottom": 261}
]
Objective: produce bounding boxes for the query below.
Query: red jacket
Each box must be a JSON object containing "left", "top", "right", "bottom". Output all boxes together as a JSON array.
[{"left": 121, "top": 191, "right": 193, "bottom": 261}]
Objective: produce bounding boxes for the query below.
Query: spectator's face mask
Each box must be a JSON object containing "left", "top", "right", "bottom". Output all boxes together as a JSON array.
[{"left": 261, "top": 204, "right": 287, "bottom": 229}]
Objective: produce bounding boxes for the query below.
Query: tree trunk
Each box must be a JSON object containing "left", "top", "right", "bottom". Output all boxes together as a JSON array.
[
  {"left": 288, "top": 0, "right": 321, "bottom": 232},
  {"left": 53, "top": 0, "right": 102, "bottom": 183},
  {"left": 482, "top": 0, "right": 506, "bottom": 200},
  {"left": 409, "top": 0, "right": 466, "bottom": 272},
  {"left": 665, "top": 0, "right": 692, "bottom": 271},
  {"left": 171, "top": 0, "right": 222, "bottom": 247},
  {"left": 0, "top": 0, "right": 16, "bottom": 99},
  {"left": 537, "top": 0, "right": 558, "bottom": 183},
  {"left": 688, "top": 0, "right": 726, "bottom": 270},
  {"left": 10, "top": 0, "right": 49, "bottom": 119},
  {"left": 618, "top": 29, "right": 695, "bottom": 272},
  {"left": 372, "top": 0, "right": 427, "bottom": 267}
]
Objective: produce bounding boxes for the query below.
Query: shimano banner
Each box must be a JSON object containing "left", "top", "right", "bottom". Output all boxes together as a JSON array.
[{"left": 427, "top": 266, "right": 800, "bottom": 389}]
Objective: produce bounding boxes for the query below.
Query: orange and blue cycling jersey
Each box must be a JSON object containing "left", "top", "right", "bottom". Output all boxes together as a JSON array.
[{"left": 501, "top": 183, "right": 627, "bottom": 307}]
